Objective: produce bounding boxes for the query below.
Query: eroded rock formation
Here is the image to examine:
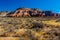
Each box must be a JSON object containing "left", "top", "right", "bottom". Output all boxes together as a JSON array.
[{"left": 0, "top": 8, "right": 60, "bottom": 17}]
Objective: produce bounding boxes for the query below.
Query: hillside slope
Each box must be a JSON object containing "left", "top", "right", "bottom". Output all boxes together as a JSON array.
[{"left": 0, "top": 17, "right": 60, "bottom": 40}]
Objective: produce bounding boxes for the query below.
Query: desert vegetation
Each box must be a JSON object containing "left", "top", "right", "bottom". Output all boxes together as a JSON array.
[{"left": 0, "top": 17, "right": 60, "bottom": 40}]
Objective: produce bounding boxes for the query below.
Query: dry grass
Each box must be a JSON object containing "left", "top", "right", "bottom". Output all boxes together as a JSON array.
[{"left": 0, "top": 17, "right": 60, "bottom": 40}]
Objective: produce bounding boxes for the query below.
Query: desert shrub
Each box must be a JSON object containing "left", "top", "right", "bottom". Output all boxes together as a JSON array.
[
  {"left": 56, "top": 19, "right": 60, "bottom": 22},
  {"left": 26, "top": 30, "right": 38, "bottom": 40},
  {"left": 47, "top": 30, "right": 57, "bottom": 34},
  {"left": 54, "top": 32, "right": 59, "bottom": 36},
  {"left": 30, "top": 22, "right": 43, "bottom": 32},
  {"left": 58, "top": 34, "right": 60, "bottom": 40}
]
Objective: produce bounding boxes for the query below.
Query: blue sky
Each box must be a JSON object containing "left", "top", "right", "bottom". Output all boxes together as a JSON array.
[{"left": 0, "top": 0, "right": 60, "bottom": 13}]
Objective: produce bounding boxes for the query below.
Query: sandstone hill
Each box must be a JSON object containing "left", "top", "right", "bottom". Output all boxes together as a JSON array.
[{"left": 0, "top": 8, "right": 60, "bottom": 17}]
